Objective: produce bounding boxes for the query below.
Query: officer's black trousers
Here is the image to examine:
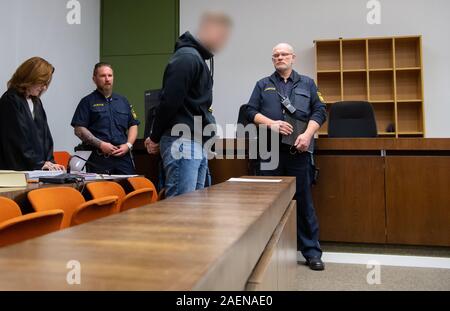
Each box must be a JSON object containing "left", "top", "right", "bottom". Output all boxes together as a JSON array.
[
  {"left": 86, "top": 152, "right": 136, "bottom": 175},
  {"left": 259, "top": 147, "right": 322, "bottom": 260}
]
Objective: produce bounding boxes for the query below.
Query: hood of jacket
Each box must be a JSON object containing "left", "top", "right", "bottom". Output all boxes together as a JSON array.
[{"left": 175, "top": 31, "right": 214, "bottom": 60}]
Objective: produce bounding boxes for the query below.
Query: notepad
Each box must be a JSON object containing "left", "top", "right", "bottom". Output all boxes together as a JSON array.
[
  {"left": 0, "top": 170, "right": 27, "bottom": 187},
  {"left": 228, "top": 178, "right": 282, "bottom": 183}
]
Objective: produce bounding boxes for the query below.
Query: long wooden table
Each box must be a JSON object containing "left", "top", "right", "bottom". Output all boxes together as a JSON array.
[
  {"left": 147, "top": 138, "right": 450, "bottom": 247},
  {"left": 0, "top": 176, "right": 297, "bottom": 291}
]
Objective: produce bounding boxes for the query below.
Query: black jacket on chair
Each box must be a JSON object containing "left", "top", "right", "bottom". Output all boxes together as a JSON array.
[{"left": 328, "top": 101, "right": 378, "bottom": 138}]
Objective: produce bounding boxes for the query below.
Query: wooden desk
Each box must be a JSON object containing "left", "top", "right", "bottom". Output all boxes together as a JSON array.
[
  {"left": 314, "top": 138, "right": 450, "bottom": 247},
  {"left": 0, "top": 177, "right": 297, "bottom": 291},
  {"left": 138, "top": 138, "right": 450, "bottom": 247}
]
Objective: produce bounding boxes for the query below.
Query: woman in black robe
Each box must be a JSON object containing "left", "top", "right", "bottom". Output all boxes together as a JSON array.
[{"left": 0, "top": 57, "right": 64, "bottom": 171}]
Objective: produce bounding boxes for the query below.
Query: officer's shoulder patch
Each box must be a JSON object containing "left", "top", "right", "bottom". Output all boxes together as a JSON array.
[
  {"left": 92, "top": 103, "right": 104, "bottom": 107},
  {"left": 130, "top": 104, "right": 138, "bottom": 120}
]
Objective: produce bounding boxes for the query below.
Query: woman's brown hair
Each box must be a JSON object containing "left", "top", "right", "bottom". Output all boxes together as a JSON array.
[{"left": 7, "top": 57, "right": 55, "bottom": 96}]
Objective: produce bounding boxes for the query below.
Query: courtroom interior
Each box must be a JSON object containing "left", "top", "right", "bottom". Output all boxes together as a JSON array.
[{"left": 0, "top": 0, "right": 449, "bottom": 296}]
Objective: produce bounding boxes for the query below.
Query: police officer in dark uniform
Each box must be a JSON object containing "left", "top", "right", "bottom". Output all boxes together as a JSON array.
[
  {"left": 71, "top": 62, "right": 139, "bottom": 174},
  {"left": 246, "top": 43, "right": 327, "bottom": 271}
]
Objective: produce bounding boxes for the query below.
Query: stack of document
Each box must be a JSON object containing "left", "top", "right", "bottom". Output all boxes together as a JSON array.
[
  {"left": 25, "top": 170, "right": 66, "bottom": 179},
  {"left": 70, "top": 172, "right": 139, "bottom": 181}
]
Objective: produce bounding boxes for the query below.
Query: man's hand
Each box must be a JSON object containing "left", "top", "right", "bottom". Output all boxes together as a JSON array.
[
  {"left": 42, "top": 161, "right": 65, "bottom": 171},
  {"left": 269, "top": 120, "right": 294, "bottom": 136},
  {"left": 144, "top": 137, "right": 160, "bottom": 155},
  {"left": 100, "top": 141, "right": 119, "bottom": 155},
  {"left": 111, "top": 144, "right": 130, "bottom": 157},
  {"left": 295, "top": 132, "right": 313, "bottom": 152}
]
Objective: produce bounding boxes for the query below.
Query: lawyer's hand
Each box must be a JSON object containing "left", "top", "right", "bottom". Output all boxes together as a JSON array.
[{"left": 42, "top": 161, "right": 65, "bottom": 171}]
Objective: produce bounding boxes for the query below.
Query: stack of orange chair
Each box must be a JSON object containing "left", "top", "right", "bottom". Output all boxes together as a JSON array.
[
  {"left": 28, "top": 187, "right": 118, "bottom": 228},
  {"left": 87, "top": 177, "right": 157, "bottom": 212},
  {"left": 127, "top": 177, "right": 159, "bottom": 202},
  {"left": 0, "top": 197, "right": 63, "bottom": 247}
]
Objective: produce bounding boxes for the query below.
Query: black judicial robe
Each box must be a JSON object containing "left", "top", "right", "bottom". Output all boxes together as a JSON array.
[{"left": 0, "top": 88, "right": 55, "bottom": 171}]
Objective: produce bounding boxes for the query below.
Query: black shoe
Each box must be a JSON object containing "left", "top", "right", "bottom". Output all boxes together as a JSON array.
[{"left": 305, "top": 257, "right": 325, "bottom": 271}]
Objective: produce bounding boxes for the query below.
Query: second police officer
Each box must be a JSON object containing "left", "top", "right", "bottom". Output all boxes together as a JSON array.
[{"left": 71, "top": 62, "right": 140, "bottom": 174}]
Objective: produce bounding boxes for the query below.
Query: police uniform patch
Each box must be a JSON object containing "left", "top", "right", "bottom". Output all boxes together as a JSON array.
[
  {"left": 264, "top": 87, "right": 276, "bottom": 92},
  {"left": 317, "top": 91, "right": 325, "bottom": 102},
  {"left": 130, "top": 105, "right": 138, "bottom": 120},
  {"left": 93, "top": 103, "right": 104, "bottom": 107}
]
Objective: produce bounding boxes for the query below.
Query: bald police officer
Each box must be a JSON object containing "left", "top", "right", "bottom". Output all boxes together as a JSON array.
[
  {"left": 71, "top": 62, "right": 139, "bottom": 174},
  {"left": 246, "top": 43, "right": 327, "bottom": 271}
]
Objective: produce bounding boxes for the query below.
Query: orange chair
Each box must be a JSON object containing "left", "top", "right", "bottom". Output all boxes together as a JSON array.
[
  {"left": 86, "top": 181, "right": 154, "bottom": 212},
  {"left": 127, "top": 177, "right": 158, "bottom": 203},
  {"left": 0, "top": 197, "right": 64, "bottom": 247},
  {"left": 28, "top": 187, "right": 118, "bottom": 228},
  {"left": 53, "top": 151, "right": 71, "bottom": 167}
]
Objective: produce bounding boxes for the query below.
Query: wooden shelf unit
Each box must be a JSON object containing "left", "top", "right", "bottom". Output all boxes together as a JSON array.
[{"left": 315, "top": 36, "right": 425, "bottom": 138}]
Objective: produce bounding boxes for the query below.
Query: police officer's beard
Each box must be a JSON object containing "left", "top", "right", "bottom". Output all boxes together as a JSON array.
[{"left": 99, "top": 85, "right": 112, "bottom": 94}]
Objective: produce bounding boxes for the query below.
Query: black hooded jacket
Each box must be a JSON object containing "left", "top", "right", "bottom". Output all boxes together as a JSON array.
[{"left": 150, "top": 31, "right": 215, "bottom": 143}]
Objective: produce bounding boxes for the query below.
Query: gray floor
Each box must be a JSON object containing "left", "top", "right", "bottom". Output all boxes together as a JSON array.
[
  {"left": 295, "top": 243, "right": 450, "bottom": 291},
  {"left": 321, "top": 242, "right": 450, "bottom": 258},
  {"left": 296, "top": 262, "right": 450, "bottom": 291}
]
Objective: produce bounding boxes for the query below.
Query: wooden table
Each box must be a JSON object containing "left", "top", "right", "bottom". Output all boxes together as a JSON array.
[{"left": 0, "top": 177, "right": 297, "bottom": 291}]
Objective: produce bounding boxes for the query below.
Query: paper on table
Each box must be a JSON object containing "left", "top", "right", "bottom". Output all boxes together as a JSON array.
[
  {"left": 71, "top": 173, "right": 139, "bottom": 181},
  {"left": 25, "top": 170, "right": 65, "bottom": 179},
  {"left": 228, "top": 178, "right": 282, "bottom": 183}
]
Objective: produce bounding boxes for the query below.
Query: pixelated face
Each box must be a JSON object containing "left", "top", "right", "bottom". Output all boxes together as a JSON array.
[{"left": 201, "top": 22, "right": 231, "bottom": 53}]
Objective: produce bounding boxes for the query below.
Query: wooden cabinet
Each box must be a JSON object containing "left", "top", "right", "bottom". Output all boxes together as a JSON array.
[
  {"left": 246, "top": 201, "right": 297, "bottom": 291},
  {"left": 312, "top": 156, "right": 387, "bottom": 244},
  {"left": 385, "top": 156, "right": 450, "bottom": 246},
  {"left": 315, "top": 36, "right": 425, "bottom": 138},
  {"left": 313, "top": 138, "right": 450, "bottom": 247}
]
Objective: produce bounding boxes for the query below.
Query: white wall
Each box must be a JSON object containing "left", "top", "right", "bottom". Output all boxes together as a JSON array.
[
  {"left": 180, "top": 0, "right": 450, "bottom": 138},
  {"left": 0, "top": 0, "right": 100, "bottom": 151}
]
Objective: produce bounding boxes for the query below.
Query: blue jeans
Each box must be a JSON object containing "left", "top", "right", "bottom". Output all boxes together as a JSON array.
[{"left": 160, "top": 135, "right": 208, "bottom": 198}]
